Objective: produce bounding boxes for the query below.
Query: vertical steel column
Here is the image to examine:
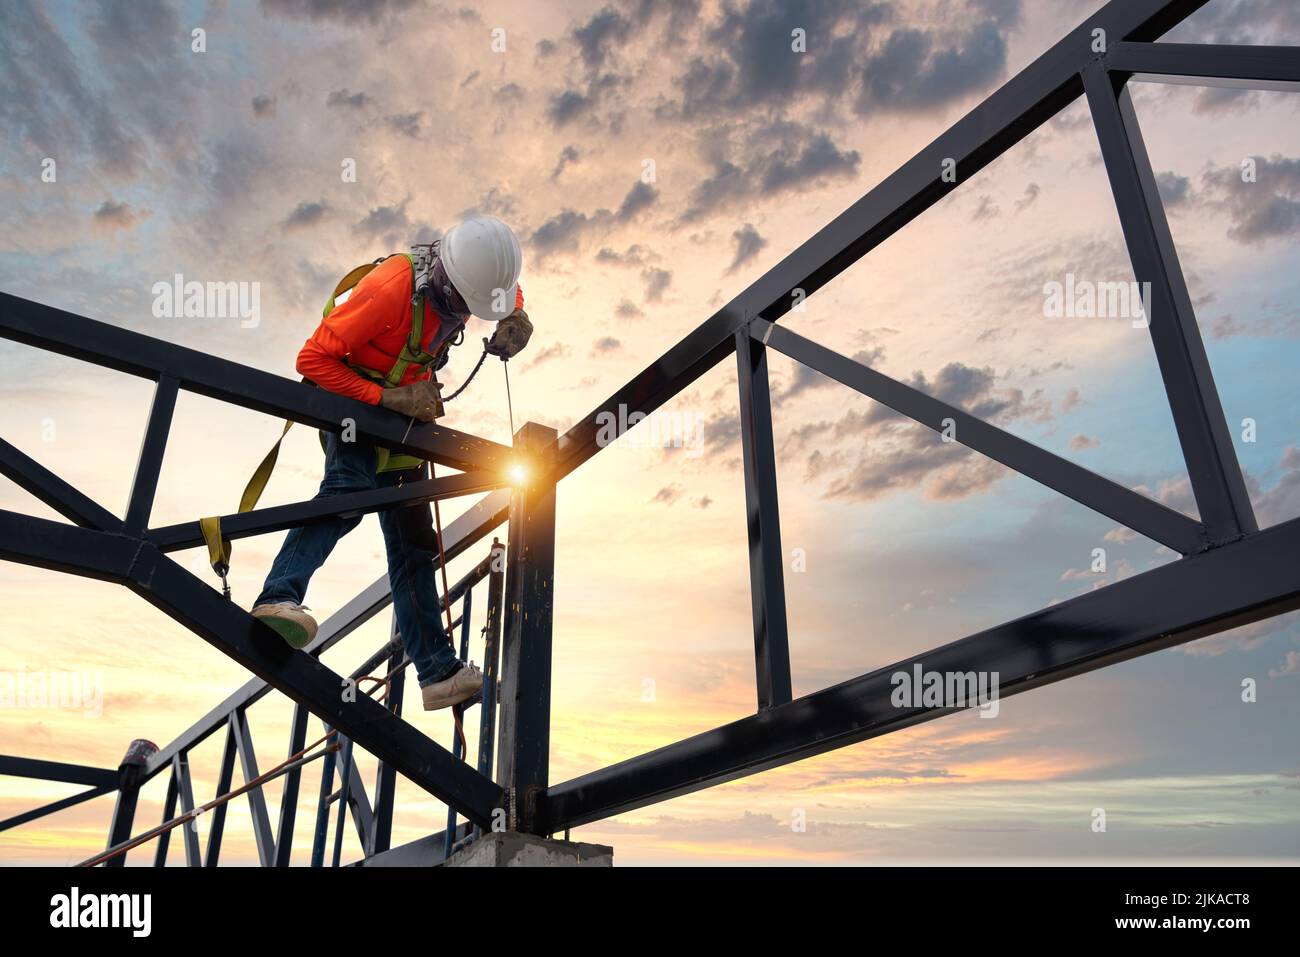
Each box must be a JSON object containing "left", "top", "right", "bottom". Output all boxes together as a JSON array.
[
  {"left": 124, "top": 375, "right": 179, "bottom": 535},
  {"left": 1084, "top": 63, "right": 1256, "bottom": 544},
  {"left": 104, "top": 738, "right": 156, "bottom": 868},
  {"left": 203, "top": 722, "right": 237, "bottom": 867},
  {"left": 330, "top": 736, "right": 355, "bottom": 868},
  {"left": 497, "top": 423, "right": 557, "bottom": 835},
  {"left": 445, "top": 588, "right": 474, "bottom": 859},
  {"left": 368, "top": 615, "right": 404, "bottom": 857},
  {"left": 230, "top": 708, "right": 276, "bottom": 866},
  {"left": 477, "top": 540, "right": 506, "bottom": 783},
  {"left": 272, "top": 703, "right": 308, "bottom": 866},
  {"left": 104, "top": 789, "right": 140, "bottom": 868},
  {"left": 152, "top": 766, "right": 179, "bottom": 867},
  {"left": 735, "top": 328, "right": 793, "bottom": 709},
  {"left": 172, "top": 753, "right": 202, "bottom": 867},
  {"left": 310, "top": 723, "right": 336, "bottom": 868}
]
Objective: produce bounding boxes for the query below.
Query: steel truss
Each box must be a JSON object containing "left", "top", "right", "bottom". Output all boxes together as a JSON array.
[{"left": 2, "top": 0, "right": 1298, "bottom": 861}]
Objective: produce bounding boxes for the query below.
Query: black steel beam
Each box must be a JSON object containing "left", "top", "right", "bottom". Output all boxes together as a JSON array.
[
  {"left": 0, "top": 755, "right": 119, "bottom": 789},
  {"left": 172, "top": 753, "right": 202, "bottom": 867},
  {"left": 104, "top": 780, "right": 142, "bottom": 868},
  {"left": 752, "top": 319, "right": 1205, "bottom": 555},
  {"left": 497, "top": 423, "right": 557, "bottom": 834},
  {"left": 0, "top": 292, "right": 513, "bottom": 474},
  {"left": 205, "top": 721, "right": 238, "bottom": 867},
  {"left": 1084, "top": 65, "right": 1256, "bottom": 543},
  {"left": 231, "top": 709, "right": 276, "bottom": 867},
  {"left": 124, "top": 375, "right": 178, "bottom": 534},
  {"left": 368, "top": 619, "right": 404, "bottom": 857},
  {"left": 349, "top": 821, "right": 474, "bottom": 867},
  {"left": 735, "top": 330, "right": 793, "bottom": 708},
  {"left": 477, "top": 540, "right": 506, "bottom": 786},
  {"left": 553, "top": 0, "right": 1213, "bottom": 481},
  {"left": 148, "top": 470, "right": 503, "bottom": 552},
  {"left": 1108, "top": 41, "right": 1300, "bottom": 86},
  {"left": 152, "top": 772, "right": 179, "bottom": 867},
  {"left": 0, "top": 785, "right": 115, "bottom": 833},
  {"left": 0, "top": 510, "right": 503, "bottom": 827},
  {"left": 0, "top": 438, "right": 121, "bottom": 531},
  {"left": 273, "top": 704, "right": 308, "bottom": 867},
  {"left": 548, "top": 515, "right": 1300, "bottom": 829}
]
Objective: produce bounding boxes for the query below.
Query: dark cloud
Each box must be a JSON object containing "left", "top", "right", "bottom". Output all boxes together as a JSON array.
[
  {"left": 548, "top": 88, "right": 593, "bottom": 126},
  {"left": 529, "top": 184, "right": 657, "bottom": 259},
  {"left": 1165, "top": 0, "right": 1298, "bottom": 45},
  {"left": 597, "top": 244, "right": 653, "bottom": 267},
  {"left": 1014, "top": 182, "right": 1040, "bottom": 213},
  {"left": 651, "top": 483, "right": 685, "bottom": 504},
  {"left": 759, "top": 130, "right": 860, "bottom": 193},
  {"left": 92, "top": 200, "right": 145, "bottom": 231},
  {"left": 728, "top": 223, "right": 767, "bottom": 272},
  {"left": 673, "top": 1, "right": 892, "bottom": 118},
  {"left": 615, "top": 298, "right": 645, "bottom": 319},
  {"left": 284, "top": 201, "right": 330, "bottom": 230},
  {"left": 1202, "top": 155, "right": 1300, "bottom": 243},
  {"left": 1251, "top": 447, "right": 1300, "bottom": 528},
  {"left": 260, "top": 0, "right": 418, "bottom": 22},
  {"left": 970, "top": 195, "right": 999, "bottom": 222},
  {"left": 856, "top": 20, "right": 1009, "bottom": 114},
  {"left": 776, "top": 359, "right": 1051, "bottom": 504},
  {"left": 1156, "top": 171, "right": 1190, "bottom": 207},
  {"left": 252, "top": 94, "right": 277, "bottom": 118},
  {"left": 552, "top": 145, "right": 580, "bottom": 180},
  {"left": 642, "top": 267, "right": 672, "bottom": 302},
  {"left": 327, "top": 88, "right": 374, "bottom": 110},
  {"left": 531, "top": 210, "right": 595, "bottom": 257},
  {"left": 523, "top": 342, "right": 572, "bottom": 370},
  {"left": 591, "top": 336, "right": 622, "bottom": 354},
  {"left": 573, "top": 6, "right": 634, "bottom": 72},
  {"left": 1193, "top": 86, "right": 1258, "bottom": 117},
  {"left": 354, "top": 200, "right": 410, "bottom": 241},
  {"left": 382, "top": 111, "right": 423, "bottom": 138},
  {"left": 682, "top": 121, "right": 859, "bottom": 221},
  {"left": 616, "top": 181, "right": 658, "bottom": 220}
]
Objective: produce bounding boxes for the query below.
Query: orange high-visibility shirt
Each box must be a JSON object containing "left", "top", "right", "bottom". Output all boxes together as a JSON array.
[{"left": 296, "top": 254, "right": 525, "bottom": 404}]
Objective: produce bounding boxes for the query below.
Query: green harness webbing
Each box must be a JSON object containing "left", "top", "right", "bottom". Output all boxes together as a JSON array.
[{"left": 199, "top": 254, "right": 448, "bottom": 596}]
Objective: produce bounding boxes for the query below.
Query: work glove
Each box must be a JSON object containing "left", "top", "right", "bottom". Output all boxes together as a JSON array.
[
  {"left": 485, "top": 308, "right": 533, "bottom": 359},
  {"left": 380, "top": 378, "right": 443, "bottom": 422}
]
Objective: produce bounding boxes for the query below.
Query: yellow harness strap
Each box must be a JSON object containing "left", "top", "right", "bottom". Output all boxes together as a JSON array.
[{"left": 200, "top": 418, "right": 295, "bottom": 597}]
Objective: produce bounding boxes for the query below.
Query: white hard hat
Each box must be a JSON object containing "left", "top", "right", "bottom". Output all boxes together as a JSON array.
[{"left": 439, "top": 214, "right": 523, "bottom": 321}]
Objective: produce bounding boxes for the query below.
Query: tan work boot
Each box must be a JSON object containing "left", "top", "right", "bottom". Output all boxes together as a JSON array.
[
  {"left": 251, "top": 601, "right": 318, "bottom": 649},
  {"left": 421, "top": 662, "right": 483, "bottom": 711}
]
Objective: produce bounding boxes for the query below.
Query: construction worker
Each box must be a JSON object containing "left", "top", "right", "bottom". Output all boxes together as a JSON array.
[{"left": 250, "top": 214, "right": 532, "bottom": 711}]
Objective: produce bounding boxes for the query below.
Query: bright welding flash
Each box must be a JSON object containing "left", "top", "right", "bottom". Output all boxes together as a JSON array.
[{"left": 509, "top": 463, "right": 528, "bottom": 485}]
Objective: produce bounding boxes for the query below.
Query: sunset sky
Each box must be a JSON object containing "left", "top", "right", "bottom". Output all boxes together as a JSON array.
[{"left": 1, "top": 0, "right": 1298, "bottom": 866}]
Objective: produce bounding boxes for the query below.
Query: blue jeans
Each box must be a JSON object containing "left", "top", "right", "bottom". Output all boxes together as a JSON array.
[{"left": 255, "top": 432, "right": 460, "bottom": 687}]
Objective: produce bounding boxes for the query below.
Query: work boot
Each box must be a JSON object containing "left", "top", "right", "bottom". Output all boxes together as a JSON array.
[
  {"left": 421, "top": 662, "right": 483, "bottom": 711},
  {"left": 251, "top": 601, "right": 318, "bottom": 649}
]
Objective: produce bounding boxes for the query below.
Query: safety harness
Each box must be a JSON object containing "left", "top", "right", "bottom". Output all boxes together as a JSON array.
[{"left": 199, "top": 250, "right": 482, "bottom": 596}]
